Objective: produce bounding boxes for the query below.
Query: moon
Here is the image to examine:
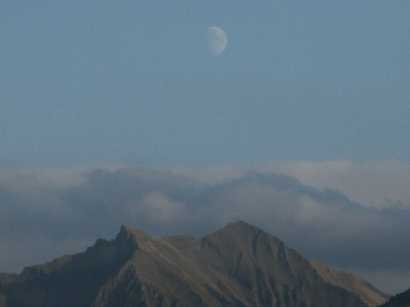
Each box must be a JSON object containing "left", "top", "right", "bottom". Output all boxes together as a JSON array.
[{"left": 208, "top": 26, "right": 228, "bottom": 56}]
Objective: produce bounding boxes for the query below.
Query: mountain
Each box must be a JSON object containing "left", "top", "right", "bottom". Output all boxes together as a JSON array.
[
  {"left": 380, "top": 289, "right": 410, "bottom": 307},
  {"left": 0, "top": 221, "right": 380, "bottom": 307},
  {"left": 0, "top": 274, "right": 16, "bottom": 307},
  {"left": 0, "top": 288, "right": 5, "bottom": 307},
  {"left": 311, "top": 261, "right": 388, "bottom": 306}
]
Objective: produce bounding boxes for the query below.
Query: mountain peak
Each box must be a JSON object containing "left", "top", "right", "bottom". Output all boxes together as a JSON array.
[
  {"left": 0, "top": 222, "right": 376, "bottom": 307},
  {"left": 116, "top": 225, "right": 149, "bottom": 245},
  {"left": 220, "top": 220, "right": 263, "bottom": 233},
  {"left": 212, "top": 220, "right": 280, "bottom": 245},
  {"left": 226, "top": 220, "right": 255, "bottom": 228}
]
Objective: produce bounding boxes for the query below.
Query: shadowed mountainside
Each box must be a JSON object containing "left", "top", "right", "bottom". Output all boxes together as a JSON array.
[
  {"left": 0, "top": 221, "right": 385, "bottom": 307},
  {"left": 380, "top": 289, "right": 410, "bottom": 307}
]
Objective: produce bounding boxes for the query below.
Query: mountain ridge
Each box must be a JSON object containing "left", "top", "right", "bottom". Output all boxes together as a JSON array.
[
  {"left": 0, "top": 221, "right": 387, "bottom": 307},
  {"left": 310, "top": 261, "right": 389, "bottom": 306}
]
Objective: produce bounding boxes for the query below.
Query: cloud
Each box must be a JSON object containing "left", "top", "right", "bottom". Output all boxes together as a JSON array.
[
  {"left": 264, "top": 160, "right": 410, "bottom": 208},
  {"left": 0, "top": 166, "right": 410, "bottom": 294},
  {"left": 177, "top": 160, "right": 410, "bottom": 208},
  {"left": 132, "top": 192, "right": 190, "bottom": 225}
]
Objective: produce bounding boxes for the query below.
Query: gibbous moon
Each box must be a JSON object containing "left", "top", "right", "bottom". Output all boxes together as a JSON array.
[{"left": 208, "top": 26, "right": 228, "bottom": 56}]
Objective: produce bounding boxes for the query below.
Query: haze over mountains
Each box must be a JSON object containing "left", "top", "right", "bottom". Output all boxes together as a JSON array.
[
  {"left": 1, "top": 168, "right": 410, "bottom": 294},
  {"left": 0, "top": 222, "right": 389, "bottom": 307}
]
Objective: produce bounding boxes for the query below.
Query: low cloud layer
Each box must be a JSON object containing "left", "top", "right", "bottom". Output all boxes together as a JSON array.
[
  {"left": 0, "top": 165, "right": 410, "bottom": 293},
  {"left": 268, "top": 160, "right": 410, "bottom": 209},
  {"left": 177, "top": 160, "right": 410, "bottom": 208}
]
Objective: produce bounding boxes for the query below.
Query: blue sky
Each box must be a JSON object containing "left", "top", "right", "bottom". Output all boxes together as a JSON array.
[{"left": 1, "top": 0, "right": 410, "bottom": 164}]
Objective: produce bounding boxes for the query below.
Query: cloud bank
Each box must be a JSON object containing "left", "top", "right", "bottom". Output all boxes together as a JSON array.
[{"left": 0, "top": 165, "right": 410, "bottom": 293}]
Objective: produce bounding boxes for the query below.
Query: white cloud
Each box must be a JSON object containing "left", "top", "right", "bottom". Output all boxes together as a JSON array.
[
  {"left": 266, "top": 160, "right": 410, "bottom": 208},
  {"left": 177, "top": 160, "right": 410, "bottom": 208},
  {"left": 134, "top": 192, "right": 189, "bottom": 225}
]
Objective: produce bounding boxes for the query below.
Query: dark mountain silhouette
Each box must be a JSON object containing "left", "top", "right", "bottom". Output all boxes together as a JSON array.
[
  {"left": 0, "top": 221, "right": 385, "bottom": 307},
  {"left": 380, "top": 289, "right": 410, "bottom": 307}
]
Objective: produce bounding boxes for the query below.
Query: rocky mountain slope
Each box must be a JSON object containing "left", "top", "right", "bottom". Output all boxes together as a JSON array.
[
  {"left": 311, "top": 261, "right": 388, "bottom": 306},
  {"left": 0, "top": 221, "right": 383, "bottom": 307}
]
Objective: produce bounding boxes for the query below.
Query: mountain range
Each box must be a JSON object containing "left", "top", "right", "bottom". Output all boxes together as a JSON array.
[{"left": 0, "top": 221, "right": 394, "bottom": 307}]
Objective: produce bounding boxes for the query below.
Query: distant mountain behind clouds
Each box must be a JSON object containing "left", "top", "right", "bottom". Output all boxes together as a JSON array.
[
  {"left": 256, "top": 161, "right": 410, "bottom": 209},
  {"left": 0, "top": 167, "right": 410, "bottom": 293},
  {"left": 179, "top": 161, "right": 410, "bottom": 209}
]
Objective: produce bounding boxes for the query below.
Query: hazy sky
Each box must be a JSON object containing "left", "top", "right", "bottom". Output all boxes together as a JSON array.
[{"left": 1, "top": 0, "right": 410, "bottom": 164}]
